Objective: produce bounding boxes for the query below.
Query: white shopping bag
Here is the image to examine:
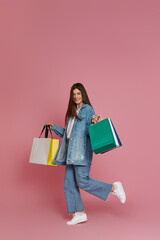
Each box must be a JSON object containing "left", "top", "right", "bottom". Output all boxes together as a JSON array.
[{"left": 29, "top": 125, "right": 59, "bottom": 166}]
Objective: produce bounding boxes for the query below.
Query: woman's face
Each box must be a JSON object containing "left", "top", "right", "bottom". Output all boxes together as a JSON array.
[{"left": 72, "top": 88, "right": 83, "bottom": 105}]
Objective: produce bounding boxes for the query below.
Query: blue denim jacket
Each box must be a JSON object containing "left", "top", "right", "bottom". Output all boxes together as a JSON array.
[{"left": 51, "top": 103, "right": 95, "bottom": 166}]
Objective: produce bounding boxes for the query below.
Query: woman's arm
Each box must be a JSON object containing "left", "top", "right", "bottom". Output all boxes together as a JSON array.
[
  {"left": 86, "top": 108, "right": 95, "bottom": 136},
  {"left": 51, "top": 124, "right": 65, "bottom": 138},
  {"left": 86, "top": 110, "right": 104, "bottom": 136}
]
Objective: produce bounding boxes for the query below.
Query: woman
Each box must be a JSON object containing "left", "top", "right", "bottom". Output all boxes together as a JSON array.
[{"left": 48, "top": 83, "right": 126, "bottom": 225}]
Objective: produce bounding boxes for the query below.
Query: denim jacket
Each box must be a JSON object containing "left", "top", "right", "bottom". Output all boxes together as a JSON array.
[{"left": 51, "top": 103, "right": 95, "bottom": 166}]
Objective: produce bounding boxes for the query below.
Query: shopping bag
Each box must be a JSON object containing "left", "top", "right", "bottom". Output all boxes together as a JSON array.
[
  {"left": 88, "top": 118, "right": 122, "bottom": 154},
  {"left": 29, "top": 125, "right": 59, "bottom": 166}
]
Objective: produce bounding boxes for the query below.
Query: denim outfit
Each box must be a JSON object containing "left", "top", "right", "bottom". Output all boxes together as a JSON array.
[
  {"left": 51, "top": 103, "right": 95, "bottom": 166},
  {"left": 51, "top": 103, "right": 112, "bottom": 214}
]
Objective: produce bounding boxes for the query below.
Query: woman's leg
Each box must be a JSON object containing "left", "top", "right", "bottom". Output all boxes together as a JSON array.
[
  {"left": 64, "top": 164, "right": 85, "bottom": 214},
  {"left": 74, "top": 165, "right": 112, "bottom": 201}
]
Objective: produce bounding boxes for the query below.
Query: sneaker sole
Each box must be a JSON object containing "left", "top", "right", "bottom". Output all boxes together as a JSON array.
[
  {"left": 118, "top": 182, "right": 126, "bottom": 203},
  {"left": 67, "top": 218, "right": 88, "bottom": 225}
]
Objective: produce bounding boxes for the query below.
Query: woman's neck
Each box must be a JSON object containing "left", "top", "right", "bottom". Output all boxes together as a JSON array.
[{"left": 76, "top": 102, "right": 83, "bottom": 110}]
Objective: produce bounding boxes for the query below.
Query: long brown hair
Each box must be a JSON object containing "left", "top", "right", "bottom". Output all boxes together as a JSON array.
[{"left": 65, "top": 83, "right": 94, "bottom": 126}]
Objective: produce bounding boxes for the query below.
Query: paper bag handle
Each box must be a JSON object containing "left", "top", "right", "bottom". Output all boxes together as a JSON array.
[{"left": 39, "top": 125, "right": 53, "bottom": 138}]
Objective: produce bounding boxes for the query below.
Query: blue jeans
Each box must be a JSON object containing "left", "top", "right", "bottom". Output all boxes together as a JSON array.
[{"left": 64, "top": 139, "right": 112, "bottom": 214}]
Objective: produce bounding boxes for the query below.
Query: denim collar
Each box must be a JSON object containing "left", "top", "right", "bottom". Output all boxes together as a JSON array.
[
  {"left": 76, "top": 103, "right": 87, "bottom": 110},
  {"left": 67, "top": 103, "right": 88, "bottom": 126}
]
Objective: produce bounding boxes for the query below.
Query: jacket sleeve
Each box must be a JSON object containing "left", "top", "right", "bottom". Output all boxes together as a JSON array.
[
  {"left": 51, "top": 124, "right": 65, "bottom": 138},
  {"left": 86, "top": 108, "right": 95, "bottom": 136}
]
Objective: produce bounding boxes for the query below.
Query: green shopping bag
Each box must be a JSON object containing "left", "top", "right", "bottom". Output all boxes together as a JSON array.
[{"left": 88, "top": 118, "right": 122, "bottom": 154}]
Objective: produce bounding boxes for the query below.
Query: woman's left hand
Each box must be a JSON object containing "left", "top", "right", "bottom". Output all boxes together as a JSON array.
[{"left": 91, "top": 115, "right": 104, "bottom": 123}]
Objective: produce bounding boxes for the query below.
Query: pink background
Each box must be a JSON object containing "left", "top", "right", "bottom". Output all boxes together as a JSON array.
[{"left": 1, "top": 0, "right": 160, "bottom": 239}]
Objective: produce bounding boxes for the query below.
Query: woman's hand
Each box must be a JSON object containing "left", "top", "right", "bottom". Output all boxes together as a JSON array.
[
  {"left": 91, "top": 115, "right": 104, "bottom": 124},
  {"left": 46, "top": 124, "right": 53, "bottom": 129}
]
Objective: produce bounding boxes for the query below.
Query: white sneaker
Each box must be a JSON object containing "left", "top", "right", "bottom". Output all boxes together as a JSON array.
[
  {"left": 112, "top": 181, "right": 126, "bottom": 203},
  {"left": 66, "top": 212, "right": 88, "bottom": 225}
]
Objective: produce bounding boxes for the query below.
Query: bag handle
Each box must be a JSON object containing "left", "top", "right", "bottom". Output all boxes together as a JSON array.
[
  {"left": 39, "top": 125, "right": 54, "bottom": 138},
  {"left": 48, "top": 127, "right": 53, "bottom": 138}
]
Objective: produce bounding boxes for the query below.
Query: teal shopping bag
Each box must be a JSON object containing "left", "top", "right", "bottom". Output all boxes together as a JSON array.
[{"left": 88, "top": 118, "right": 122, "bottom": 154}]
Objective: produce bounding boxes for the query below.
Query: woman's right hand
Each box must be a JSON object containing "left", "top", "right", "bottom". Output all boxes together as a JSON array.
[{"left": 46, "top": 124, "right": 53, "bottom": 129}]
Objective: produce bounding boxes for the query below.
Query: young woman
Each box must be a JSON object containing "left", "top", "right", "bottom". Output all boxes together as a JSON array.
[{"left": 48, "top": 83, "right": 126, "bottom": 225}]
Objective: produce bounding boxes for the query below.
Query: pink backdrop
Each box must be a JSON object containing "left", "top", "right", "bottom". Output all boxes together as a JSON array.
[{"left": 1, "top": 0, "right": 160, "bottom": 239}]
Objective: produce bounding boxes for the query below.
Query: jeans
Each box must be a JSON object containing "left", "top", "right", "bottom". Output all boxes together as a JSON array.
[{"left": 64, "top": 138, "right": 112, "bottom": 214}]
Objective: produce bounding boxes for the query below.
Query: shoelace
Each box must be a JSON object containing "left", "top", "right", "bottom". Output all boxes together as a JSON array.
[
  {"left": 112, "top": 186, "right": 121, "bottom": 198},
  {"left": 112, "top": 186, "right": 117, "bottom": 195},
  {"left": 73, "top": 212, "right": 85, "bottom": 217}
]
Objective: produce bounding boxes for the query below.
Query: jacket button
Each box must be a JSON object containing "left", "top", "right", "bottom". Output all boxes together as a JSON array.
[
  {"left": 69, "top": 154, "right": 70, "bottom": 156},
  {"left": 71, "top": 139, "right": 72, "bottom": 141}
]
